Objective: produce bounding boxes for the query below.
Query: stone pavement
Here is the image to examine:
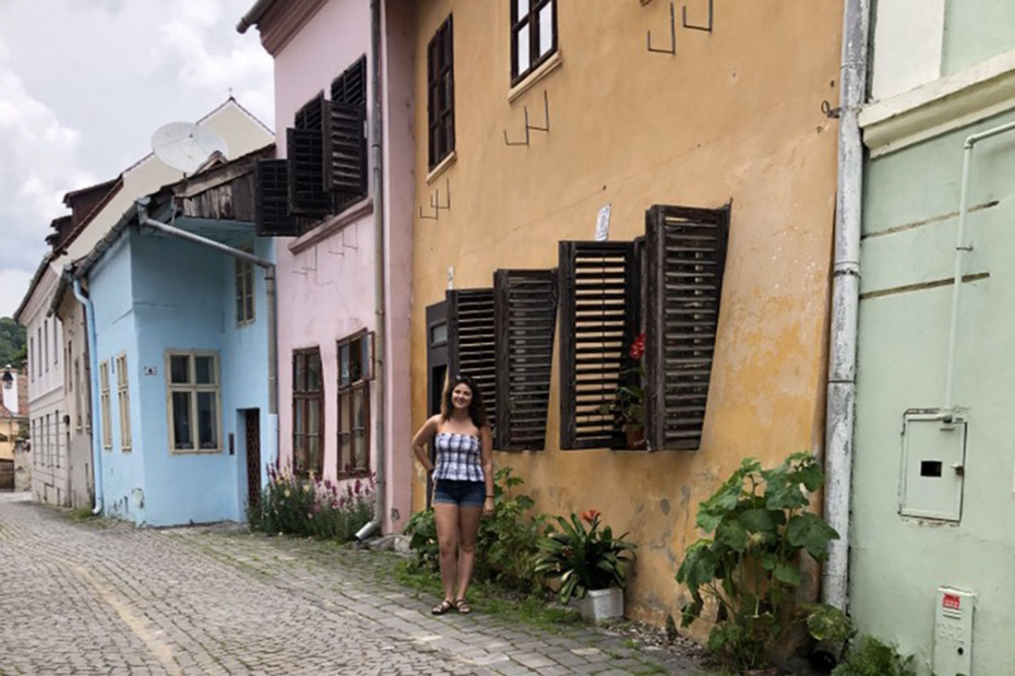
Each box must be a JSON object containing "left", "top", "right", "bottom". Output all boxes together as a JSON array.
[{"left": 0, "top": 492, "right": 703, "bottom": 675}]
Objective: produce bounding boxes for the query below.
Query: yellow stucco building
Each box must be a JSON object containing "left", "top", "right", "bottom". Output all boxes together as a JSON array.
[{"left": 409, "top": 0, "right": 843, "bottom": 627}]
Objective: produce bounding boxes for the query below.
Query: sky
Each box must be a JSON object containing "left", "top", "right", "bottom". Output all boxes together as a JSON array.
[{"left": 0, "top": 0, "right": 274, "bottom": 319}]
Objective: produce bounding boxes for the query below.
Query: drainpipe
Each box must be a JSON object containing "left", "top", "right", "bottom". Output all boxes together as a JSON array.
[
  {"left": 136, "top": 199, "right": 279, "bottom": 417},
  {"left": 73, "top": 279, "right": 103, "bottom": 515},
  {"left": 236, "top": 0, "right": 278, "bottom": 34},
  {"left": 355, "top": 0, "right": 387, "bottom": 542},
  {"left": 822, "top": 0, "right": 870, "bottom": 611},
  {"left": 941, "top": 120, "right": 1015, "bottom": 416}
]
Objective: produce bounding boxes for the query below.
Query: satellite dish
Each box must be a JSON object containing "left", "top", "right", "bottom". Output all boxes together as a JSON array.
[{"left": 151, "top": 122, "right": 229, "bottom": 175}]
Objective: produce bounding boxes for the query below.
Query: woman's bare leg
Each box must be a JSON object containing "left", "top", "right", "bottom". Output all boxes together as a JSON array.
[
  {"left": 455, "top": 506, "right": 483, "bottom": 601},
  {"left": 434, "top": 502, "right": 460, "bottom": 602}
]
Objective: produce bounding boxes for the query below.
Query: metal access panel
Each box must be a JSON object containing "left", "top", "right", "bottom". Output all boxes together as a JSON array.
[
  {"left": 934, "top": 587, "right": 975, "bottom": 676},
  {"left": 899, "top": 412, "right": 967, "bottom": 521}
]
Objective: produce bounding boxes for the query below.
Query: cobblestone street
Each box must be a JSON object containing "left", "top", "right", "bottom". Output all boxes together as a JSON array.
[{"left": 0, "top": 493, "right": 701, "bottom": 675}]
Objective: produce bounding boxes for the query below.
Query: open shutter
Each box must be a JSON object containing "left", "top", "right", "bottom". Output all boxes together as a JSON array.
[
  {"left": 495, "top": 269, "right": 558, "bottom": 451},
  {"left": 559, "top": 242, "right": 639, "bottom": 449},
  {"left": 332, "top": 56, "right": 367, "bottom": 107},
  {"left": 254, "top": 159, "right": 298, "bottom": 237},
  {"left": 328, "top": 102, "right": 368, "bottom": 202},
  {"left": 287, "top": 126, "right": 331, "bottom": 215},
  {"left": 447, "top": 289, "right": 497, "bottom": 442},
  {"left": 644, "top": 204, "right": 731, "bottom": 451}
]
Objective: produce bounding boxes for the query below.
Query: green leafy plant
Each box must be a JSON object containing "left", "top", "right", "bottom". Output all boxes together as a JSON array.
[
  {"left": 535, "top": 509, "right": 638, "bottom": 604},
  {"left": 801, "top": 602, "right": 856, "bottom": 664},
  {"left": 832, "top": 636, "right": 916, "bottom": 676},
  {"left": 249, "top": 465, "right": 375, "bottom": 541},
  {"left": 675, "top": 453, "right": 839, "bottom": 672}
]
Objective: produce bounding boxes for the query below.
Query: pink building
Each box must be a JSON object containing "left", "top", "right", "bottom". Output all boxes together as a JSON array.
[{"left": 240, "top": 0, "right": 415, "bottom": 532}]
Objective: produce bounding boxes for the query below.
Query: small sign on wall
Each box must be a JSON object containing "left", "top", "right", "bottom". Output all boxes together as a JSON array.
[
  {"left": 143, "top": 366, "right": 157, "bottom": 376},
  {"left": 595, "top": 204, "right": 612, "bottom": 241}
]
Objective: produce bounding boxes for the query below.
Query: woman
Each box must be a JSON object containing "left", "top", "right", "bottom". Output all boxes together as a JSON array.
[{"left": 411, "top": 374, "right": 494, "bottom": 615}]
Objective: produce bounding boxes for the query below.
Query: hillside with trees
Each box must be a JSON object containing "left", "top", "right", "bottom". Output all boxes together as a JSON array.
[{"left": 0, "top": 317, "right": 26, "bottom": 368}]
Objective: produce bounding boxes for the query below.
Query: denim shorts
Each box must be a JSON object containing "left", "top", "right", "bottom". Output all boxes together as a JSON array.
[{"left": 433, "top": 479, "right": 486, "bottom": 507}]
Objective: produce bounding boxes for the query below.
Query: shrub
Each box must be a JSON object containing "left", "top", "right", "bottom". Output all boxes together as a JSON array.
[
  {"left": 403, "top": 467, "right": 548, "bottom": 590},
  {"left": 832, "top": 636, "right": 916, "bottom": 676},
  {"left": 534, "top": 509, "right": 637, "bottom": 604},
  {"left": 250, "top": 465, "right": 375, "bottom": 541},
  {"left": 675, "top": 453, "right": 840, "bottom": 672}
]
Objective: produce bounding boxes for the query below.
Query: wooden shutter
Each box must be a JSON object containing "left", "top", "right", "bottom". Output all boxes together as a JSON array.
[
  {"left": 331, "top": 56, "right": 367, "bottom": 107},
  {"left": 495, "top": 269, "right": 558, "bottom": 451},
  {"left": 287, "top": 126, "right": 330, "bottom": 215},
  {"left": 254, "top": 159, "right": 298, "bottom": 237},
  {"left": 447, "top": 289, "right": 497, "bottom": 441},
  {"left": 559, "top": 242, "right": 639, "bottom": 449},
  {"left": 427, "top": 16, "right": 454, "bottom": 170},
  {"left": 328, "top": 102, "right": 368, "bottom": 201},
  {"left": 644, "top": 204, "right": 731, "bottom": 451}
]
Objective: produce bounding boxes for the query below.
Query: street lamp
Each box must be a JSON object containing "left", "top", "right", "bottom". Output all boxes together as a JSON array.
[{"left": 1, "top": 365, "right": 12, "bottom": 390}]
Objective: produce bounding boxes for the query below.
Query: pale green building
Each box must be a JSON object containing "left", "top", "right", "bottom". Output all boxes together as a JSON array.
[{"left": 851, "top": 2, "right": 1015, "bottom": 675}]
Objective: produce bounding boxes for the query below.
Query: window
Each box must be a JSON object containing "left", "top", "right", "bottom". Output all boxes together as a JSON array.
[
  {"left": 166, "top": 352, "right": 222, "bottom": 453},
  {"left": 337, "top": 332, "right": 373, "bottom": 476},
  {"left": 116, "top": 354, "right": 131, "bottom": 451},
  {"left": 43, "top": 323, "right": 48, "bottom": 373},
  {"left": 100, "top": 360, "right": 111, "bottom": 449},
  {"left": 427, "top": 16, "right": 455, "bottom": 170},
  {"left": 36, "top": 329, "right": 41, "bottom": 377},
  {"left": 236, "top": 250, "right": 255, "bottom": 325},
  {"left": 293, "top": 348, "right": 323, "bottom": 477},
  {"left": 28, "top": 337, "right": 33, "bottom": 382},
  {"left": 511, "top": 0, "right": 557, "bottom": 85}
]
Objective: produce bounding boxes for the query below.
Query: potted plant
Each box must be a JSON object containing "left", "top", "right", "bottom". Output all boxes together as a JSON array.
[
  {"left": 534, "top": 509, "right": 637, "bottom": 623},
  {"left": 601, "top": 332, "right": 647, "bottom": 449}
]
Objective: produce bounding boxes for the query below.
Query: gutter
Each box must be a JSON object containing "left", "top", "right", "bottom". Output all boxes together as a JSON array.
[
  {"left": 355, "top": 0, "right": 387, "bottom": 542},
  {"left": 73, "top": 278, "right": 104, "bottom": 515},
  {"left": 823, "top": 0, "right": 870, "bottom": 611},
  {"left": 135, "top": 199, "right": 279, "bottom": 415},
  {"left": 236, "top": 0, "right": 278, "bottom": 34}
]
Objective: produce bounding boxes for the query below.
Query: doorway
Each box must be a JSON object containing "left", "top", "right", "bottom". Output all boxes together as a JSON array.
[
  {"left": 244, "top": 409, "right": 261, "bottom": 512},
  {"left": 426, "top": 300, "right": 449, "bottom": 508}
]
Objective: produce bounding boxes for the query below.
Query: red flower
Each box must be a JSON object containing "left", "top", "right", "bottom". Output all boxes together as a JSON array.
[
  {"left": 629, "top": 333, "right": 646, "bottom": 360},
  {"left": 581, "top": 509, "right": 601, "bottom": 524}
]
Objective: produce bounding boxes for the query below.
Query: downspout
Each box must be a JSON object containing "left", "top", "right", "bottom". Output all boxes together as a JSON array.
[
  {"left": 942, "top": 120, "right": 1015, "bottom": 416},
  {"left": 355, "top": 0, "right": 386, "bottom": 541},
  {"left": 73, "top": 279, "right": 103, "bottom": 515},
  {"left": 822, "top": 0, "right": 870, "bottom": 611},
  {"left": 136, "top": 200, "right": 279, "bottom": 419}
]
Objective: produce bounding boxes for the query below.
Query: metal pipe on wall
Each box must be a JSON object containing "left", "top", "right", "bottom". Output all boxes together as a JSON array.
[
  {"left": 942, "top": 120, "right": 1015, "bottom": 415},
  {"left": 823, "top": 0, "right": 870, "bottom": 612},
  {"left": 356, "top": 0, "right": 387, "bottom": 542},
  {"left": 72, "top": 279, "right": 103, "bottom": 515}
]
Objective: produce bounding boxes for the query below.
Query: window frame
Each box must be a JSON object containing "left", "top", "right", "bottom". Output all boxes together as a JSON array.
[
  {"left": 165, "top": 351, "right": 223, "bottom": 454},
  {"left": 292, "top": 347, "right": 324, "bottom": 478},
  {"left": 510, "top": 0, "right": 558, "bottom": 86},
  {"left": 427, "top": 15, "right": 455, "bottom": 170},
  {"left": 99, "top": 360, "right": 111, "bottom": 450},
  {"left": 336, "top": 330, "right": 374, "bottom": 478},
  {"left": 236, "top": 247, "right": 255, "bottom": 326},
  {"left": 116, "top": 353, "right": 131, "bottom": 451}
]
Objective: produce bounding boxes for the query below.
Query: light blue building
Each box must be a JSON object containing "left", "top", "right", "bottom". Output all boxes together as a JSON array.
[{"left": 58, "top": 149, "right": 278, "bottom": 526}]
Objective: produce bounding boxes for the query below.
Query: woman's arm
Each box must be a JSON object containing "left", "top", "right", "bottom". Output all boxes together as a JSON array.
[
  {"left": 411, "top": 415, "right": 440, "bottom": 473},
  {"left": 480, "top": 425, "right": 494, "bottom": 517}
]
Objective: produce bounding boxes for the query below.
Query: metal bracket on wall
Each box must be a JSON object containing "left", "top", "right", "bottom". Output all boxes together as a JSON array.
[
  {"left": 503, "top": 91, "right": 551, "bottom": 146},
  {"left": 682, "top": 0, "right": 713, "bottom": 32},
  {"left": 647, "top": 2, "right": 676, "bottom": 54},
  {"left": 821, "top": 100, "right": 841, "bottom": 119},
  {"left": 418, "top": 179, "right": 452, "bottom": 220}
]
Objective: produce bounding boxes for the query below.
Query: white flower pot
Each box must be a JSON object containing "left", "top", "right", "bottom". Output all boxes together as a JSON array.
[{"left": 579, "top": 587, "right": 624, "bottom": 623}]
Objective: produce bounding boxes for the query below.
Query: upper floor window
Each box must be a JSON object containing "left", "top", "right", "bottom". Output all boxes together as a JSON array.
[
  {"left": 427, "top": 15, "right": 455, "bottom": 170},
  {"left": 236, "top": 250, "right": 255, "bottom": 325},
  {"left": 511, "top": 0, "right": 557, "bottom": 85},
  {"left": 99, "top": 361, "right": 111, "bottom": 449},
  {"left": 116, "top": 354, "right": 131, "bottom": 451},
  {"left": 167, "top": 352, "right": 222, "bottom": 453}
]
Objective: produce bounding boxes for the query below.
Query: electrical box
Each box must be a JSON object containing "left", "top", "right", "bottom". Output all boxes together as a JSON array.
[
  {"left": 899, "top": 412, "right": 967, "bottom": 521},
  {"left": 934, "top": 587, "right": 975, "bottom": 676}
]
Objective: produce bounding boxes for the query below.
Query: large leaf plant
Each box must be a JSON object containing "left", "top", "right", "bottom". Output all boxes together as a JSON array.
[{"left": 675, "top": 452, "right": 840, "bottom": 672}]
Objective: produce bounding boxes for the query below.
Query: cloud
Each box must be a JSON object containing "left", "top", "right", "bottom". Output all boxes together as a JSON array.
[
  {"left": 0, "top": 268, "right": 32, "bottom": 319},
  {"left": 0, "top": 38, "right": 96, "bottom": 277}
]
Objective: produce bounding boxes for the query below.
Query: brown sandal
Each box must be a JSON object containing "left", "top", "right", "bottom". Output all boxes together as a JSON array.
[
  {"left": 432, "top": 598, "right": 454, "bottom": 615},
  {"left": 454, "top": 599, "right": 472, "bottom": 614}
]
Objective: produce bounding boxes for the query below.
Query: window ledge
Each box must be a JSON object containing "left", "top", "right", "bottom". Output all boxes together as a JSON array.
[
  {"left": 171, "top": 449, "right": 223, "bottom": 456},
  {"left": 426, "top": 150, "right": 457, "bottom": 185},
  {"left": 288, "top": 198, "right": 374, "bottom": 254},
  {"left": 508, "top": 51, "right": 563, "bottom": 104}
]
